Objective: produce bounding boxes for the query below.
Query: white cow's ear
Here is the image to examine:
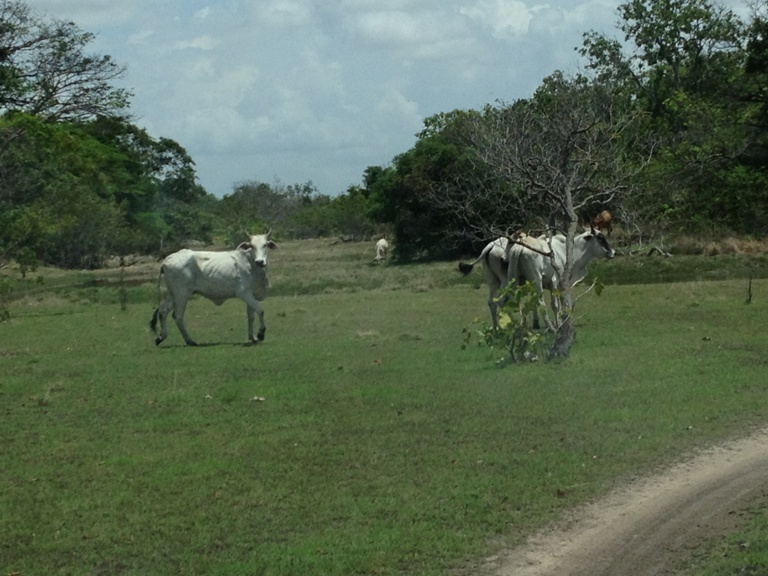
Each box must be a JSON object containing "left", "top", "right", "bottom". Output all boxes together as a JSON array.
[
  {"left": 267, "top": 241, "right": 277, "bottom": 250},
  {"left": 237, "top": 242, "right": 251, "bottom": 251}
]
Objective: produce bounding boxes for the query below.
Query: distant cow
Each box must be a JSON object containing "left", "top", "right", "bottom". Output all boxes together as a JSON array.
[
  {"left": 591, "top": 210, "right": 613, "bottom": 235},
  {"left": 149, "top": 231, "right": 277, "bottom": 346},
  {"left": 459, "top": 228, "right": 615, "bottom": 329},
  {"left": 373, "top": 238, "right": 389, "bottom": 262}
]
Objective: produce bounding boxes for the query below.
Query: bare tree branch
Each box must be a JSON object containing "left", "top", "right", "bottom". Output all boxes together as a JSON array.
[{"left": 424, "top": 71, "right": 654, "bottom": 357}]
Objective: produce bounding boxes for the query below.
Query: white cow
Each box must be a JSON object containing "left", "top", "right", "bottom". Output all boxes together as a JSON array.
[
  {"left": 459, "top": 228, "right": 615, "bottom": 329},
  {"left": 458, "top": 236, "right": 512, "bottom": 330},
  {"left": 149, "top": 232, "right": 277, "bottom": 346},
  {"left": 373, "top": 238, "right": 389, "bottom": 262}
]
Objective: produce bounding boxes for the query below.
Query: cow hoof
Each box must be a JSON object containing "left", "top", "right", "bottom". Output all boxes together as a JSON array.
[
  {"left": 257, "top": 329, "right": 266, "bottom": 342},
  {"left": 185, "top": 340, "right": 198, "bottom": 347},
  {"left": 155, "top": 336, "right": 165, "bottom": 346}
]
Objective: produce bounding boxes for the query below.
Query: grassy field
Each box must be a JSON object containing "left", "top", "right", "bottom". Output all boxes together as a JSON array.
[{"left": 2, "top": 239, "right": 768, "bottom": 575}]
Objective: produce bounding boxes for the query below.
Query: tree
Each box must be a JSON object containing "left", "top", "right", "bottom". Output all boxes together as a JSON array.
[
  {"left": 365, "top": 111, "right": 488, "bottom": 261},
  {"left": 0, "top": 113, "right": 129, "bottom": 268},
  {"left": 215, "top": 180, "right": 327, "bottom": 243},
  {"left": 82, "top": 116, "right": 210, "bottom": 252},
  {"left": 0, "top": 2, "right": 214, "bottom": 268},
  {"left": 579, "top": 0, "right": 768, "bottom": 234},
  {"left": 582, "top": 0, "right": 743, "bottom": 119},
  {"left": 0, "top": 111, "right": 211, "bottom": 268},
  {"left": 436, "top": 73, "right": 649, "bottom": 357},
  {"left": 0, "top": 0, "right": 131, "bottom": 121}
]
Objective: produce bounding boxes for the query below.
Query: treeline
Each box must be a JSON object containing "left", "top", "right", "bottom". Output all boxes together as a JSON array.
[
  {"left": 0, "top": 0, "right": 384, "bottom": 273},
  {"left": 365, "top": 0, "right": 768, "bottom": 260},
  {"left": 3, "top": 0, "right": 768, "bottom": 272}
]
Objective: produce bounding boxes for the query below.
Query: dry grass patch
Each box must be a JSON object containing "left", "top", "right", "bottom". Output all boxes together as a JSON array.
[{"left": 670, "top": 235, "right": 768, "bottom": 256}]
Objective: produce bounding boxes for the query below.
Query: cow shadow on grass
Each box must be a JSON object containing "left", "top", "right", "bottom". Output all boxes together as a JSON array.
[{"left": 156, "top": 341, "right": 262, "bottom": 349}]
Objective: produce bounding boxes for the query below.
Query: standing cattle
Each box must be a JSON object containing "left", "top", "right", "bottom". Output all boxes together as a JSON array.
[
  {"left": 373, "top": 238, "right": 389, "bottom": 262},
  {"left": 459, "top": 228, "right": 615, "bottom": 329},
  {"left": 149, "top": 232, "right": 277, "bottom": 346},
  {"left": 507, "top": 228, "right": 615, "bottom": 328},
  {"left": 458, "top": 236, "right": 515, "bottom": 330}
]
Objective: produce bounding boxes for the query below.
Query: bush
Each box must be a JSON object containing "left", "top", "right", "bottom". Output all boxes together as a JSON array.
[{"left": 462, "top": 282, "right": 555, "bottom": 364}]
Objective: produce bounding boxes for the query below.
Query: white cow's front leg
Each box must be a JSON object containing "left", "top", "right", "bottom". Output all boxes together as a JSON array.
[
  {"left": 549, "top": 291, "right": 561, "bottom": 324},
  {"left": 532, "top": 280, "right": 554, "bottom": 331},
  {"left": 538, "top": 293, "right": 556, "bottom": 332},
  {"left": 243, "top": 295, "right": 266, "bottom": 343}
]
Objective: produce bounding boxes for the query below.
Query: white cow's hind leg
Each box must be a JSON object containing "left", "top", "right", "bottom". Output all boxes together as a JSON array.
[
  {"left": 485, "top": 274, "right": 502, "bottom": 330},
  {"left": 152, "top": 297, "right": 174, "bottom": 346},
  {"left": 171, "top": 297, "right": 197, "bottom": 346},
  {"left": 488, "top": 287, "right": 499, "bottom": 330}
]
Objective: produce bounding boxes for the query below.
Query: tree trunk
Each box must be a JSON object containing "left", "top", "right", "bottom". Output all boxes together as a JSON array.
[
  {"left": 550, "top": 291, "right": 575, "bottom": 359},
  {"left": 549, "top": 218, "right": 578, "bottom": 359}
]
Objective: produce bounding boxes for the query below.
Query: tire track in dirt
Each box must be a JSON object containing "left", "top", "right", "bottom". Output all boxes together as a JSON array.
[{"left": 489, "top": 428, "right": 768, "bottom": 576}]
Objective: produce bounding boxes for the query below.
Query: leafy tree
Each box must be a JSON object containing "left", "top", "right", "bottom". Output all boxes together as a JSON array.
[
  {"left": 434, "top": 73, "right": 648, "bottom": 357},
  {"left": 0, "top": 113, "right": 128, "bottom": 268},
  {"left": 0, "top": 0, "right": 131, "bottom": 121},
  {"left": 0, "top": 110, "right": 214, "bottom": 267},
  {"left": 215, "top": 180, "right": 323, "bottom": 243},
  {"left": 214, "top": 179, "right": 380, "bottom": 242},
  {"left": 325, "top": 185, "right": 380, "bottom": 239},
  {"left": 365, "top": 111, "right": 487, "bottom": 261},
  {"left": 580, "top": 0, "right": 768, "bottom": 234},
  {"left": 463, "top": 281, "right": 553, "bottom": 364},
  {"left": 0, "top": 2, "right": 213, "bottom": 268},
  {"left": 82, "top": 116, "right": 210, "bottom": 252}
]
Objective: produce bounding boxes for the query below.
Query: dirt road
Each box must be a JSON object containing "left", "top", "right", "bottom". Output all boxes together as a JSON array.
[{"left": 487, "top": 428, "right": 768, "bottom": 576}]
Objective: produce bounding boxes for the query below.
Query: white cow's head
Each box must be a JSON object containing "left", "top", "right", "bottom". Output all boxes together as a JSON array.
[
  {"left": 582, "top": 227, "right": 615, "bottom": 259},
  {"left": 238, "top": 230, "right": 278, "bottom": 268}
]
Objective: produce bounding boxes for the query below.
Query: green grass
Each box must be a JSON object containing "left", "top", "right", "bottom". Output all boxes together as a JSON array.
[
  {"left": 2, "top": 240, "right": 768, "bottom": 575},
  {"left": 591, "top": 250, "right": 768, "bottom": 285},
  {"left": 680, "top": 501, "right": 768, "bottom": 575},
  {"left": 3, "top": 236, "right": 766, "bottom": 308}
]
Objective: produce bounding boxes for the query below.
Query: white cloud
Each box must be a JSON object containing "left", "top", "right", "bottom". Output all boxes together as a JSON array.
[
  {"left": 127, "top": 28, "right": 154, "bottom": 46},
  {"left": 339, "top": 0, "right": 423, "bottom": 11},
  {"left": 461, "top": 0, "right": 536, "bottom": 37},
  {"left": 255, "top": 0, "right": 314, "bottom": 27},
  {"left": 355, "top": 11, "right": 425, "bottom": 46},
  {"left": 348, "top": 8, "right": 475, "bottom": 62},
  {"left": 566, "top": 0, "right": 620, "bottom": 32},
  {"left": 194, "top": 7, "right": 212, "bottom": 21},
  {"left": 375, "top": 87, "right": 421, "bottom": 128},
  {"left": 176, "top": 35, "right": 217, "bottom": 51},
  {"left": 25, "top": 0, "right": 647, "bottom": 196},
  {"left": 29, "top": 0, "right": 135, "bottom": 27}
]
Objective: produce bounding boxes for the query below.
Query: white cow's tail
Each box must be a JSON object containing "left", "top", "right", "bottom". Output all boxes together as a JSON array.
[
  {"left": 458, "top": 241, "right": 495, "bottom": 276},
  {"left": 458, "top": 261, "right": 476, "bottom": 275},
  {"left": 149, "top": 265, "right": 165, "bottom": 334}
]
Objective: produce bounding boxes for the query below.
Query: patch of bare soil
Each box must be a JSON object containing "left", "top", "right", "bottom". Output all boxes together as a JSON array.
[{"left": 487, "top": 428, "right": 768, "bottom": 576}]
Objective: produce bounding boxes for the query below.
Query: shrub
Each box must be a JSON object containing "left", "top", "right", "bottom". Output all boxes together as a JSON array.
[{"left": 462, "top": 282, "right": 555, "bottom": 364}]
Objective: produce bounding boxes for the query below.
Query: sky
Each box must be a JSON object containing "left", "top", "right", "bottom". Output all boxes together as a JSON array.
[{"left": 24, "top": 0, "right": 746, "bottom": 198}]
